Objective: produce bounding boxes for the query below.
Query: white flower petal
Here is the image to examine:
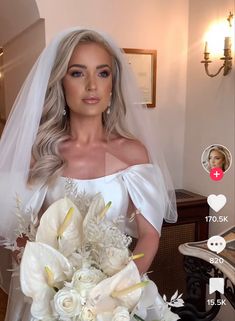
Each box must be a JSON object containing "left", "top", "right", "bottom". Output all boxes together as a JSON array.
[
  {"left": 96, "top": 312, "right": 113, "bottom": 321},
  {"left": 99, "top": 247, "right": 129, "bottom": 276},
  {"left": 36, "top": 197, "right": 83, "bottom": 256},
  {"left": 170, "top": 290, "right": 178, "bottom": 301},
  {"left": 112, "top": 306, "right": 130, "bottom": 321},
  {"left": 139, "top": 279, "right": 165, "bottom": 308},
  {"left": 31, "top": 289, "right": 55, "bottom": 319},
  {"left": 20, "top": 242, "right": 73, "bottom": 319},
  {"left": 53, "top": 287, "right": 82, "bottom": 318},
  {"left": 87, "top": 261, "right": 141, "bottom": 314},
  {"left": 163, "top": 307, "right": 181, "bottom": 321}
]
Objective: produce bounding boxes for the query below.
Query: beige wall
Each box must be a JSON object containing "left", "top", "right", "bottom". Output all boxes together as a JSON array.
[
  {"left": 184, "top": 0, "right": 234, "bottom": 234},
  {"left": 0, "top": 51, "right": 5, "bottom": 136},
  {"left": 184, "top": 1, "right": 234, "bottom": 319},
  {"left": 0, "top": 0, "right": 40, "bottom": 46},
  {"left": 36, "top": 0, "right": 189, "bottom": 188},
  {"left": 3, "top": 19, "right": 45, "bottom": 117}
]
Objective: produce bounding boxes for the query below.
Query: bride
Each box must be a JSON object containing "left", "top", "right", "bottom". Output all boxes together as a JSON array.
[{"left": 0, "top": 28, "right": 178, "bottom": 321}]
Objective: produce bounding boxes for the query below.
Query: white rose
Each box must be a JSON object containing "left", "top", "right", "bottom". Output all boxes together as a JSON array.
[
  {"left": 112, "top": 306, "right": 130, "bottom": 321},
  {"left": 99, "top": 247, "right": 129, "bottom": 276},
  {"left": 53, "top": 287, "right": 81, "bottom": 319},
  {"left": 80, "top": 307, "right": 96, "bottom": 321},
  {"left": 72, "top": 266, "right": 105, "bottom": 298}
]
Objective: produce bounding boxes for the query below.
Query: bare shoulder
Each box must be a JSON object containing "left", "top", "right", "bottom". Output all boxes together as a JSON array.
[{"left": 114, "top": 137, "right": 150, "bottom": 165}]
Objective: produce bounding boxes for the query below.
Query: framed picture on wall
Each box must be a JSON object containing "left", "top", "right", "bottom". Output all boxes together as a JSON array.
[{"left": 123, "top": 48, "right": 157, "bottom": 108}]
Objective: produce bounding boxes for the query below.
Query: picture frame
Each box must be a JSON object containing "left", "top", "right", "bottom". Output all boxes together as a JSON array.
[{"left": 123, "top": 48, "right": 157, "bottom": 108}]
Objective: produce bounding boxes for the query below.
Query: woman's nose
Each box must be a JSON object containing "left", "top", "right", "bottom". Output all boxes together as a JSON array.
[{"left": 86, "top": 75, "right": 97, "bottom": 91}]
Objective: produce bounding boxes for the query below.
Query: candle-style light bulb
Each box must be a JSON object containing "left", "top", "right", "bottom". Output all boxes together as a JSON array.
[
  {"left": 224, "top": 37, "right": 231, "bottom": 50},
  {"left": 204, "top": 41, "right": 208, "bottom": 53}
]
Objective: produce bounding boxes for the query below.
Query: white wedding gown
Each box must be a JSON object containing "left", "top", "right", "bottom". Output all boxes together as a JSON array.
[{"left": 4, "top": 164, "right": 168, "bottom": 321}]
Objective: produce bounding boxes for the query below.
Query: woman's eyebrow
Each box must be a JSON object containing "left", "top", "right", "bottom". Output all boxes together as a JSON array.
[
  {"left": 96, "top": 64, "right": 112, "bottom": 70},
  {"left": 68, "top": 64, "right": 112, "bottom": 70},
  {"left": 68, "top": 64, "right": 86, "bottom": 70}
]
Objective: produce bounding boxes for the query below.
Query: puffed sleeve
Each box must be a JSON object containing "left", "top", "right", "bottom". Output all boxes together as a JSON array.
[
  {"left": 24, "top": 184, "right": 48, "bottom": 216},
  {"left": 121, "top": 164, "right": 168, "bottom": 237}
]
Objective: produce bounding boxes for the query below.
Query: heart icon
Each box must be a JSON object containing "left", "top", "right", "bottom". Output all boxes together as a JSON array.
[{"left": 207, "top": 194, "right": 227, "bottom": 212}]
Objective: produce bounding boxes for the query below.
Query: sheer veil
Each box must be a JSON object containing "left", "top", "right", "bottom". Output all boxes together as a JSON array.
[{"left": 0, "top": 27, "right": 177, "bottom": 293}]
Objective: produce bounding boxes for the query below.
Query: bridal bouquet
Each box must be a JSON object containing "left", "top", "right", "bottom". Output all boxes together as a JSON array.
[{"left": 12, "top": 192, "right": 183, "bottom": 321}]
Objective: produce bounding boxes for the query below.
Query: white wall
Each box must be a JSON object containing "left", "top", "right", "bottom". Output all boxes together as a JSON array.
[{"left": 36, "top": 0, "right": 189, "bottom": 188}]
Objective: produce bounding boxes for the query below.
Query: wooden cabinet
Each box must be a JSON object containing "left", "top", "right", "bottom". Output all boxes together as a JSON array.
[{"left": 149, "top": 189, "right": 209, "bottom": 298}]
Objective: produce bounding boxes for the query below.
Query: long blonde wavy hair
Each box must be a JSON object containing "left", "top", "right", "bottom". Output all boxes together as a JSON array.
[{"left": 28, "top": 30, "right": 134, "bottom": 185}]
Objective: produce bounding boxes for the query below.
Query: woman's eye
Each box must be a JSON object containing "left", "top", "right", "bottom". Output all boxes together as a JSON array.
[
  {"left": 99, "top": 70, "right": 111, "bottom": 78},
  {"left": 70, "top": 71, "right": 83, "bottom": 77}
]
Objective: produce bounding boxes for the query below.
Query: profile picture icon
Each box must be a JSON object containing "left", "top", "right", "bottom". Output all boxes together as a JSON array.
[{"left": 201, "top": 144, "right": 232, "bottom": 173}]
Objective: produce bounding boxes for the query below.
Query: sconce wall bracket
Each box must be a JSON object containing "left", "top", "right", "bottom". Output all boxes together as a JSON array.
[
  {"left": 201, "top": 12, "right": 233, "bottom": 78},
  {"left": 201, "top": 49, "right": 232, "bottom": 77}
]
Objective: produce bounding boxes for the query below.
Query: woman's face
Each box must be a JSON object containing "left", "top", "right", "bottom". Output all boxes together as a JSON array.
[
  {"left": 209, "top": 150, "right": 224, "bottom": 170},
  {"left": 63, "top": 42, "right": 113, "bottom": 118}
]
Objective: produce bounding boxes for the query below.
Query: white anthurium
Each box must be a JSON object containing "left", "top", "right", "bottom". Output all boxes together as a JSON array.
[
  {"left": 131, "top": 277, "right": 164, "bottom": 321},
  {"left": 162, "top": 307, "right": 181, "bottom": 321},
  {"left": 36, "top": 197, "right": 83, "bottom": 256},
  {"left": 112, "top": 306, "right": 130, "bottom": 321},
  {"left": 96, "top": 306, "right": 130, "bottom": 321},
  {"left": 96, "top": 312, "right": 113, "bottom": 321},
  {"left": 139, "top": 276, "right": 164, "bottom": 308},
  {"left": 20, "top": 242, "right": 73, "bottom": 320},
  {"left": 86, "top": 261, "right": 143, "bottom": 314}
]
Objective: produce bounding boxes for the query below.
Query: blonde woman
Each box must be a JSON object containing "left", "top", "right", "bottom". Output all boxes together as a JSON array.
[
  {"left": 0, "top": 28, "right": 177, "bottom": 321},
  {"left": 205, "top": 145, "right": 231, "bottom": 172}
]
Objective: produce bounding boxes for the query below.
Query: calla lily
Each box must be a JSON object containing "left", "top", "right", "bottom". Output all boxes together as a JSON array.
[
  {"left": 20, "top": 241, "right": 73, "bottom": 319},
  {"left": 36, "top": 197, "right": 83, "bottom": 257},
  {"left": 86, "top": 261, "right": 142, "bottom": 314}
]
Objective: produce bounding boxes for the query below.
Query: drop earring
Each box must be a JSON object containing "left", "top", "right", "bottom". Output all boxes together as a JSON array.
[{"left": 106, "top": 92, "right": 112, "bottom": 115}]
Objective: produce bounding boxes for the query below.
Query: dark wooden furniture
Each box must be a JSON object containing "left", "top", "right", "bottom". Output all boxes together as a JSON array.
[{"left": 148, "top": 189, "right": 209, "bottom": 300}]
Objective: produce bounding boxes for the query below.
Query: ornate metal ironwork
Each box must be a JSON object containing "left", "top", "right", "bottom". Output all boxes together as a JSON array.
[{"left": 173, "top": 256, "right": 235, "bottom": 321}]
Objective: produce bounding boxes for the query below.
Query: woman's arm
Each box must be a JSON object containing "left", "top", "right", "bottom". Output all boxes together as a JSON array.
[{"left": 133, "top": 212, "right": 160, "bottom": 274}]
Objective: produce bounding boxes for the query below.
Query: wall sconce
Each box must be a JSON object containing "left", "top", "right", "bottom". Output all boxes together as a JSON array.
[{"left": 201, "top": 12, "right": 233, "bottom": 77}]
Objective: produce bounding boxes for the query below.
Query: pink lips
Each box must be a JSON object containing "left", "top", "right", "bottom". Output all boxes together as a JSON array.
[{"left": 82, "top": 97, "right": 100, "bottom": 104}]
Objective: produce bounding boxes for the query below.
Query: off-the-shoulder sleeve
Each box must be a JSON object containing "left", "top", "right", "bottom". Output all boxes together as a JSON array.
[
  {"left": 25, "top": 184, "right": 48, "bottom": 215},
  {"left": 121, "top": 164, "right": 168, "bottom": 236}
]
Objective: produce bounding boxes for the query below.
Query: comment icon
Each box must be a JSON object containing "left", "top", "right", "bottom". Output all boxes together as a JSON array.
[{"left": 207, "top": 236, "right": 226, "bottom": 254}]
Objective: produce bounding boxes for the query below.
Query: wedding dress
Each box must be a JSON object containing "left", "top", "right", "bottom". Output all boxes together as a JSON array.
[
  {"left": 4, "top": 163, "right": 169, "bottom": 321},
  {"left": 0, "top": 27, "right": 179, "bottom": 321}
]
